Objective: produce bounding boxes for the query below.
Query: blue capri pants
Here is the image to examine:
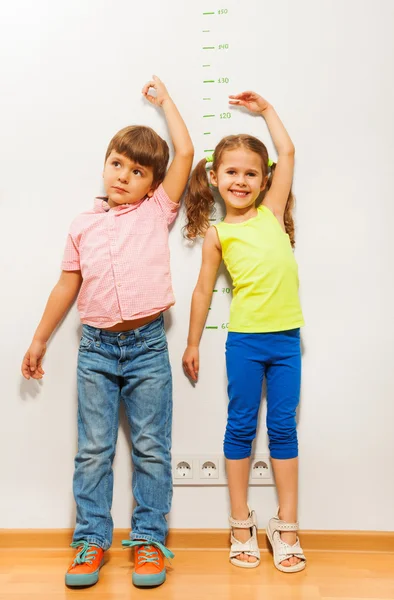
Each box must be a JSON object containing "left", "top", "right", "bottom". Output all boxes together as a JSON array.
[{"left": 224, "top": 329, "right": 301, "bottom": 460}]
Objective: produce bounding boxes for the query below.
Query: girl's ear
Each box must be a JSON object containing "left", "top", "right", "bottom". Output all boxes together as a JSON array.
[
  {"left": 209, "top": 170, "right": 218, "bottom": 187},
  {"left": 260, "top": 175, "right": 269, "bottom": 191}
]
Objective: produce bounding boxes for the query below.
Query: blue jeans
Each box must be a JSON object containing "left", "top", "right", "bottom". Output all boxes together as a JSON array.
[
  {"left": 224, "top": 329, "right": 301, "bottom": 460},
  {"left": 72, "top": 314, "right": 173, "bottom": 550}
]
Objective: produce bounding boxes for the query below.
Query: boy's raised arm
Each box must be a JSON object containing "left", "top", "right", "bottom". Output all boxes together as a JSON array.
[{"left": 142, "top": 75, "right": 194, "bottom": 203}]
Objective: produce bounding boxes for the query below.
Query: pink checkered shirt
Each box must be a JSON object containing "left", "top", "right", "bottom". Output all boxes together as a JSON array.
[{"left": 61, "top": 184, "right": 179, "bottom": 328}]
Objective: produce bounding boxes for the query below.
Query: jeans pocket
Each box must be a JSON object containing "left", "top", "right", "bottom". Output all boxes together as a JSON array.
[
  {"left": 79, "top": 336, "right": 93, "bottom": 351},
  {"left": 143, "top": 331, "right": 168, "bottom": 352}
]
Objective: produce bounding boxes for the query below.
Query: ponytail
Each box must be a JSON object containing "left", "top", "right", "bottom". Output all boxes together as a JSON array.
[
  {"left": 184, "top": 158, "right": 215, "bottom": 239},
  {"left": 264, "top": 162, "right": 296, "bottom": 248}
]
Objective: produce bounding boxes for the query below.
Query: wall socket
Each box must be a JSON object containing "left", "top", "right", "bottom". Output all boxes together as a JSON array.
[
  {"left": 175, "top": 459, "right": 194, "bottom": 479},
  {"left": 251, "top": 458, "right": 271, "bottom": 480},
  {"left": 172, "top": 454, "right": 274, "bottom": 486}
]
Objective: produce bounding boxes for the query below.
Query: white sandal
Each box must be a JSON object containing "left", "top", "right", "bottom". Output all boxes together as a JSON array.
[
  {"left": 266, "top": 510, "right": 306, "bottom": 573},
  {"left": 229, "top": 507, "right": 260, "bottom": 568}
]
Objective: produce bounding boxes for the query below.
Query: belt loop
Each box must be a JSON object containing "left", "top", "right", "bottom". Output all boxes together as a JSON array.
[
  {"left": 134, "top": 328, "right": 141, "bottom": 347},
  {"left": 94, "top": 328, "right": 102, "bottom": 342}
]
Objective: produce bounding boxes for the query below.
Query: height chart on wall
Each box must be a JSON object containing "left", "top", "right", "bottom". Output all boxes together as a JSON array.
[
  {"left": 197, "top": 5, "right": 233, "bottom": 333},
  {"left": 171, "top": 4, "right": 274, "bottom": 484}
]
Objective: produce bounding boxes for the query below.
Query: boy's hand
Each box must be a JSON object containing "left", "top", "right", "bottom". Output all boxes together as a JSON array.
[
  {"left": 182, "top": 346, "right": 199, "bottom": 382},
  {"left": 21, "top": 340, "right": 46, "bottom": 380},
  {"left": 229, "top": 91, "right": 271, "bottom": 114},
  {"left": 142, "top": 75, "right": 170, "bottom": 107}
]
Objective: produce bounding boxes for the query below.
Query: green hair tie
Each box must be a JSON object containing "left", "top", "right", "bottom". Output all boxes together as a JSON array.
[{"left": 268, "top": 158, "right": 274, "bottom": 167}]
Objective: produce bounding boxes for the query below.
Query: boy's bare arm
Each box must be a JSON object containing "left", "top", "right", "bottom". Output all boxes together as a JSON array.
[
  {"left": 142, "top": 75, "right": 194, "bottom": 203},
  {"left": 21, "top": 270, "right": 82, "bottom": 379}
]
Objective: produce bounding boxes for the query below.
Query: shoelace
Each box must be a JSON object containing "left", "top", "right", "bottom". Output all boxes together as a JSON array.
[
  {"left": 70, "top": 541, "right": 98, "bottom": 566},
  {"left": 121, "top": 540, "right": 174, "bottom": 566}
]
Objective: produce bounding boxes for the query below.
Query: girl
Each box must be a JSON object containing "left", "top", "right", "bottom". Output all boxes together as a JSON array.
[
  {"left": 182, "top": 90, "right": 306, "bottom": 573},
  {"left": 21, "top": 76, "right": 194, "bottom": 588}
]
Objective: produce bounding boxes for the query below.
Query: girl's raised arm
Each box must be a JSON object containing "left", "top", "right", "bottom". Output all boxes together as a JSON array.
[{"left": 229, "top": 91, "right": 295, "bottom": 220}]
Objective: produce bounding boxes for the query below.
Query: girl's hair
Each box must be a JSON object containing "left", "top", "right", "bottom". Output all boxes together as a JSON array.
[
  {"left": 184, "top": 134, "right": 295, "bottom": 247},
  {"left": 105, "top": 125, "right": 170, "bottom": 187}
]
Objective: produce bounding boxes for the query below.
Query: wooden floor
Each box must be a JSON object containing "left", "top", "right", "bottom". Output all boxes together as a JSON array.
[{"left": 1, "top": 548, "right": 394, "bottom": 599}]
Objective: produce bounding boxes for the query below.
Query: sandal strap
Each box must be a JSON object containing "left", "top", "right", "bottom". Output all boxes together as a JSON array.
[
  {"left": 275, "top": 537, "right": 306, "bottom": 563},
  {"left": 230, "top": 548, "right": 260, "bottom": 559},
  {"left": 271, "top": 508, "right": 299, "bottom": 532},
  {"left": 229, "top": 515, "right": 254, "bottom": 528},
  {"left": 274, "top": 520, "right": 299, "bottom": 532},
  {"left": 230, "top": 532, "right": 260, "bottom": 559},
  {"left": 229, "top": 507, "right": 257, "bottom": 529}
]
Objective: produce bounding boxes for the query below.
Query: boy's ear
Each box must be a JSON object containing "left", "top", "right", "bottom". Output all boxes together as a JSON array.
[
  {"left": 147, "top": 185, "right": 156, "bottom": 198},
  {"left": 209, "top": 170, "right": 218, "bottom": 187}
]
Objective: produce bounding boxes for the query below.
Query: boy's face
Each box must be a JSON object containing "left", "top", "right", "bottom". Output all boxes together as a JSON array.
[{"left": 103, "top": 151, "right": 155, "bottom": 208}]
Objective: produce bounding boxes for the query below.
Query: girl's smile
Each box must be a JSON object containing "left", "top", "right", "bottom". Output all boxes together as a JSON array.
[{"left": 229, "top": 189, "right": 251, "bottom": 198}]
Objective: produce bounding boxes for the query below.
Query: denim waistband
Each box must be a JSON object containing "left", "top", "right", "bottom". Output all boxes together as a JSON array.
[{"left": 82, "top": 314, "right": 164, "bottom": 345}]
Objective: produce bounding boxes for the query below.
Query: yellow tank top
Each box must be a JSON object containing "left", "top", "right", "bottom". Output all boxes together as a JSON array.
[{"left": 214, "top": 205, "right": 304, "bottom": 333}]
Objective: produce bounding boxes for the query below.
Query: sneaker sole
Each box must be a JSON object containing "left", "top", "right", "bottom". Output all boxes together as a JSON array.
[
  {"left": 65, "top": 559, "right": 104, "bottom": 587},
  {"left": 132, "top": 570, "right": 166, "bottom": 587}
]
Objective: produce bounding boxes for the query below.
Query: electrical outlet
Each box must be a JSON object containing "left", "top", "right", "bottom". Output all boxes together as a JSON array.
[
  {"left": 173, "top": 457, "right": 193, "bottom": 479},
  {"left": 250, "top": 454, "right": 273, "bottom": 484},
  {"left": 200, "top": 459, "right": 219, "bottom": 479},
  {"left": 251, "top": 460, "right": 269, "bottom": 478}
]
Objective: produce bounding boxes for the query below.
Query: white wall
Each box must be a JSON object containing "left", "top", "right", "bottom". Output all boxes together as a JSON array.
[{"left": 1, "top": 0, "right": 394, "bottom": 532}]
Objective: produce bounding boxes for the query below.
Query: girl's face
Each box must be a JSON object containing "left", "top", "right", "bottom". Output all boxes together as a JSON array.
[
  {"left": 210, "top": 148, "right": 267, "bottom": 211},
  {"left": 103, "top": 150, "right": 155, "bottom": 208}
]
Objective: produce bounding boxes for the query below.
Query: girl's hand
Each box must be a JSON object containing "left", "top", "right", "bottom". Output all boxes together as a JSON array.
[
  {"left": 229, "top": 91, "right": 271, "bottom": 114},
  {"left": 142, "top": 75, "right": 170, "bottom": 107},
  {"left": 182, "top": 346, "right": 199, "bottom": 382},
  {"left": 21, "top": 340, "right": 46, "bottom": 380}
]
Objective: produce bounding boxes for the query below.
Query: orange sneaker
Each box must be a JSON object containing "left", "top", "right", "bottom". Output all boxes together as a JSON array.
[
  {"left": 122, "top": 540, "right": 174, "bottom": 587},
  {"left": 65, "top": 541, "right": 104, "bottom": 587}
]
